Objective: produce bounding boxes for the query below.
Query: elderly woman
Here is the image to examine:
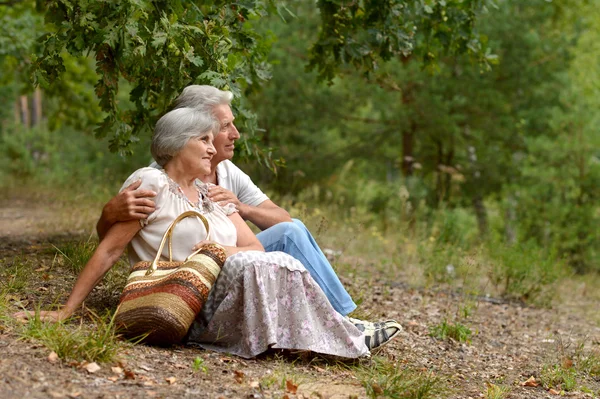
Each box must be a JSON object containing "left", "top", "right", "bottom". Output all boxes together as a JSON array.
[{"left": 15, "top": 107, "right": 399, "bottom": 358}]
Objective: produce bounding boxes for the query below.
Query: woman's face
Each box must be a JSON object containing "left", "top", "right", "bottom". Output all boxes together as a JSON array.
[{"left": 174, "top": 132, "right": 216, "bottom": 176}]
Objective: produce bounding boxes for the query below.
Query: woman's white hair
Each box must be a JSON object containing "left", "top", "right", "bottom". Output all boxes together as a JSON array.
[
  {"left": 173, "top": 85, "right": 233, "bottom": 117},
  {"left": 151, "top": 107, "right": 219, "bottom": 166}
]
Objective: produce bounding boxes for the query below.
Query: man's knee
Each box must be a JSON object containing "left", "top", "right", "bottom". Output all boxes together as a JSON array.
[
  {"left": 261, "top": 219, "right": 310, "bottom": 246},
  {"left": 282, "top": 219, "right": 309, "bottom": 240}
]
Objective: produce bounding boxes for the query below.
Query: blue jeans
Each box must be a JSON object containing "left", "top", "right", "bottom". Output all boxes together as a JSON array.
[{"left": 256, "top": 219, "right": 357, "bottom": 316}]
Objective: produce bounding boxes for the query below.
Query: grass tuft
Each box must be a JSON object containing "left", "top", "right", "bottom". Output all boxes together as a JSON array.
[
  {"left": 353, "top": 356, "right": 442, "bottom": 399},
  {"left": 484, "top": 383, "right": 511, "bottom": 399},
  {"left": 429, "top": 319, "right": 472, "bottom": 343},
  {"left": 540, "top": 363, "right": 577, "bottom": 392},
  {"left": 19, "top": 308, "right": 126, "bottom": 363},
  {"left": 53, "top": 237, "right": 98, "bottom": 274}
]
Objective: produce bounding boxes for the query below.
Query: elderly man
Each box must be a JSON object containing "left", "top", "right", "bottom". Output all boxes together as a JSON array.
[{"left": 97, "top": 86, "right": 402, "bottom": 344}]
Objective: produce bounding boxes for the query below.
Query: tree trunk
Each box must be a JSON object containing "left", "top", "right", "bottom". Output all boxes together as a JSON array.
[
  {"left": 504, "top": 194, "right": 517, "bottom": 244},
  {"left": 32, "top": 88, "right": 43, "bottom": 126},
  {"left": 435, "top": 140, "right": 444, "bottom": 206},
  {"left": 401, "top": 122, "right": 415, "bottom": 177},
  {"left": 19, "top": 95, "right": 30, "bottom": 127},
  {"left": 472, "top": 195, "right": 488, "bottom": 237}
]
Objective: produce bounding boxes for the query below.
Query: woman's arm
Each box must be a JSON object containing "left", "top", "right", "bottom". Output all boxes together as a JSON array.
[
  {"left": 96, "top": 180, "right": 156, "bottom": 240},
  {"left": 15, "top": 220, "right": 141, "bottom": 322},
  {"left": 193, "top": 212, "right": 264, "bottom": 256}
]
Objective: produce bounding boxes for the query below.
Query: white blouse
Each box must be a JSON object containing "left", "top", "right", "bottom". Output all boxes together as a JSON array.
[{"left": 120, "top": 167, "right": 238, "bottom": 265}]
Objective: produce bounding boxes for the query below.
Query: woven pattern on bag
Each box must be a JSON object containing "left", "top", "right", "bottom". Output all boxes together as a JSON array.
[{"left": 113, "top": 210, "right": 227, "bottom": 346}]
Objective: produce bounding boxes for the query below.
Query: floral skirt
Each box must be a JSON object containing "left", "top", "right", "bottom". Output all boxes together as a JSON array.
[{"left": 186, "top": 251, "right": 368, "bottom": 359}]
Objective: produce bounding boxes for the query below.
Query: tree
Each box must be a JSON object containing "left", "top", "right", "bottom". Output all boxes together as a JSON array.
[{"left": 31, "top": 0, "right": 493, "bottom": 158}]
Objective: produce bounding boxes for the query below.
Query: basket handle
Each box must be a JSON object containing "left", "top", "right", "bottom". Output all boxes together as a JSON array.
[{"left": 146, "top": 210, "right": 210, "bottom": 275}]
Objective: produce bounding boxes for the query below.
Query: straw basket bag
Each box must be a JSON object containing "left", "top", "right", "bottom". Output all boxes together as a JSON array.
[{"left": 114, "top": 210, "right": 226, "bottom": 345}]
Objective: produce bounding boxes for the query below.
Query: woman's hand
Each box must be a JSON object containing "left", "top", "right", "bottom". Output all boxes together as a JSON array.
[{"left": 13, "top": 308, "right": 72, "bottom": 323}]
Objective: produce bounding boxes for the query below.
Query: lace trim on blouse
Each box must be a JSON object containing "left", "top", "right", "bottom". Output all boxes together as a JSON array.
[{"left": 160, "top": 169, "right": 214, "bottom": 213}]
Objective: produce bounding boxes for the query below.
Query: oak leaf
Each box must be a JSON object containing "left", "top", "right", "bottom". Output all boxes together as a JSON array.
[
  {"left": 286, "top": 379, "right": 298, "bottom": 394},
  {"left": 47, "top": 351, "right": 59, "bottom": 363},
  {"left": 520, "top": 376, "right": 538, "bottom": 387},
  {"left": 234, "top": 370, "right": 245, "bottom": 383},
  {"left": 84, "top": 362, "right": 101, "bottom": 373}
]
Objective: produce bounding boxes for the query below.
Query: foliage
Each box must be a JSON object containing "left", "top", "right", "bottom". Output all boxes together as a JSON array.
[
  {"left": 486, "top": 238, "right": 565, "bottom": 305},
  {"left": 540, "top": 364, "right": 577, "bottom": 392},
  {"left": 429, "top": 319, "right": 472, "bottom": 343},
  {"left": 309, "top": 0, "right": 497, "bottom": 82},
  {"left": 247, "top": 0, "right": 599, "bottom": 272},
  {"left": 20, "top": 310, "right": 125, "bottom": 363},
  {"left": 14, "top": 0, "right": 489, "bottom": 159},
  {"left": 31, "top": 0, "right": 277, "bottom": 159},
  {"left": 192, "top": 356, "right": 208, "bottom": 373},
  {"left": 0, "top": 121, "right": 150, "bottom": 191},
  {"left": 483, "top": 383, "right": 510, "bottom": 399},
  {"left": 353, "top": 356, "right": 442, "bottom": 399},
  {"left": 53, "top": 238, "right": 98, "bottom": 274}
]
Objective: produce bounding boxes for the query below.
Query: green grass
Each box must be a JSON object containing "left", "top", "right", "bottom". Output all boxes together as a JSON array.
[
  {"left": 259, "top": 355, "right": 305, "bottom": 391},
  {"left": 192, "top": 356, "right": 209, "bottom": 373},
  {"left": 540, "top": 363, "right": 577, "bottom": 392},
  {"left": 53, "top": 237, "right": 98, "bottom": 274},
  {"left": 537, "top": 339, "right": 600, "bottom": 394},
  {"left": 429, "top": 319, "right": 472, "bottom": 343},
  {"left": 1, "top": 256, "right": 31, "bottom": 293},
  {"left": 483, "top": 383, "right": 511, "bottom": 399},
  {"left": 19, "top": 309, "right": 126, "bottom": 363},
  {"left": 352, "top": 356, "right": 442, "bottom": 399}
]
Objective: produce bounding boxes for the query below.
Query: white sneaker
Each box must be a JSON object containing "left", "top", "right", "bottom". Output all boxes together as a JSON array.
[
  {"left": 363, "top": 320, "right": 403, "bottom": 351},
  {"left": 345, "top": 316, "right": 376, "bottom": 332}
]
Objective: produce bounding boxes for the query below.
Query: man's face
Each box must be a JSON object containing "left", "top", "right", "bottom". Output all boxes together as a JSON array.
[{"left": 212, "top": 104, "right": 240, "bottom": 163}]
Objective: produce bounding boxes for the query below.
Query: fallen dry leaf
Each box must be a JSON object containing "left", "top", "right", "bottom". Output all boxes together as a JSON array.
[
  {"left": 107, "top": 376, "right": 119, "bottom": 382},
  {"left": 286, "top": 379, "right": 298, "bottom": 394},
  {"left": 312, "top": 365, "right": 326, "bottom": 373},
  {"left": 84, "top": 362, "right": 101, "bottom": 373},
  {"left": 520, "top": 376, "right": 538, "bottom": 387},
  {"left": 111, "top": 366, "right": 123, "bottom": 374},
  {"left": 249, "top": 380, "right": 260, "bottom": 388},
  {"left": 67, "top": 391, "right": 81, "bottom": 398},
  {"left": 165, "top": 377, "right": 176, "bottom": 385},
  {"left": 47, "top": 351, "right": 59, "bottom": 363},
  {"left": 124, "top": 369, "right": 136, "bottom": 380},
  {"left": 562, "top": 357, "right": 573, "bottom": 369},
  {"left": 234, "top": 370, "right": 245, "bottom": 384},
  {"left": 372, "top": 383, "right": 384, "bottom": 394},
  {"left": 548, "top": 388, "right": 560, "bottom": 395}
]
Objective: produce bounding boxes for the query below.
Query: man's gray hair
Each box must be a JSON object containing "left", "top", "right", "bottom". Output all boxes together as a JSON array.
[
  {"left": 173, "top": 85, "right": 233, "bottom": 117},
  {"left": 151, "top": 107, "right": 219, "bottom": 166}
]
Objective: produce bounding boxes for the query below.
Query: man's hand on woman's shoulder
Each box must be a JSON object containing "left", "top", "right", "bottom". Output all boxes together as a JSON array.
[{"left": 105, "top": 179, "right": 157, "bottom": 224}]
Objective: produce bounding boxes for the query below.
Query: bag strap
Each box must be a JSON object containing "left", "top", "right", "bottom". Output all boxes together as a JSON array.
[{"left": 146, "top": 210, "right": 210, "bottom": 275}]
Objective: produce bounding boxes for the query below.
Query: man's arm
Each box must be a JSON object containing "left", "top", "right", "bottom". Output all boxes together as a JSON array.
[
  {"left": 238, "top": 199, "right": 291, "bottom": 231},
  {"left": 96, "top": 180, "right": 156, "bottom": 240},
  {"left": 207, "top": 186, "right": 291, "bottom": 230}
]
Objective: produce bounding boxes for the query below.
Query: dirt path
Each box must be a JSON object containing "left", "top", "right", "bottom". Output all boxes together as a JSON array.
[{"left": 1, "top": 197, "right": 599, "bottom": 399}]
